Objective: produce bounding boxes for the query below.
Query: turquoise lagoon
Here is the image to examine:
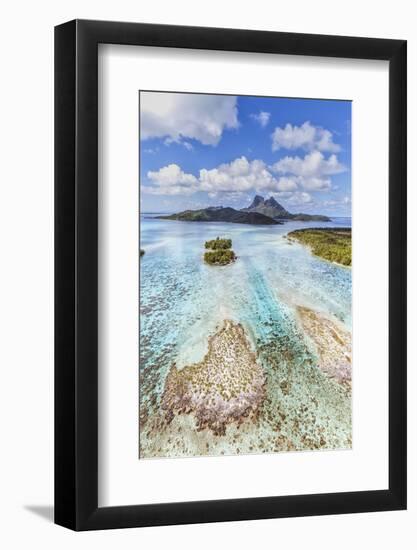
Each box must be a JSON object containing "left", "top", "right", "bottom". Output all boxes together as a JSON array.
[{"left": 139, "top": 216, "right": 352, "bottom": 458}]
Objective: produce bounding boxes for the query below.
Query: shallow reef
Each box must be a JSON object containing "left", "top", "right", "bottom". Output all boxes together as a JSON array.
[
  {"left": 296, "top": 305, "right": 351, "bottom": 388},
  {"left": 139, "top": 307, "right": 352, "bottom": 459},
  {"left": 139, "top": 219, "right": 352, "bottom": 459},
  {"left": 161, "top": 320, "right": 265, "bottom": 435}
]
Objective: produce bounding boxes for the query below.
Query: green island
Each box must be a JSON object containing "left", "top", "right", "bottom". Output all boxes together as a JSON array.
[
  {"left": 287, "top": 228, "right": 351, "bottom": 266},
  {"left": 204, "top": 237, "right": 236, "bottom": 266},
  {"left": 157, "top": 206, "right": 281, "bottom": 225},
  {"left": 205, "top": 238, "right": 232, "bottom": 250},
  {"left": 156, "top": 195, "right": 330, "bottom": 225},
  {"left": 140, "top": 249, "right": 145, "bottom": 257}
]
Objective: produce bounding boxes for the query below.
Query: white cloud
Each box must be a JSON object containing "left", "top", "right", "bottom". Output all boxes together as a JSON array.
[
  {"left": 271, "top": 121, "right": 341, "bottom": 152},
  {"left": 145, "top": 164, "right": 198, "bottom": 195},
  {"left": 163, "top": 137, "right": 194, "bottom": 151},
  {"left": 300, "top": 177, "right": 331, "bottom": 191},
  {"left": 199, "top": 157, "right": 279, "bottom": 194},
  {"left": 140, "top": 92, "right": 238, "bottom": 146},
  {"left": 286, "top": 191, "right": 313, "bottom": 205},
  {"left": 271, "top": 151, "right": 345, "bottom": 191},
  {"left": 275, "top": 177, "right": 298, "bottom": 192},
  {"left": 272, "top": 151, "right": 345, "bottom": 177},
  {"left": 148, "top": 164, "right": 197, "bottom": 186},
  {"left": 145, "top": 156, "right": 282, "bottom": 196},
  {"left": 250, "top": 111, "right": 271, "bottom": 127},
  {"left": 271, "top": 191, "right": 314, "bottom": 206},
  {"left": 144, "top": 152, "right": 345, "bottom": 198}
]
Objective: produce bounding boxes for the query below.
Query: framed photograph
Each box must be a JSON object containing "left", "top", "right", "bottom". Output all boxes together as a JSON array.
[{"left": 55, "top": 20, "right": 407, "bottom": 530}]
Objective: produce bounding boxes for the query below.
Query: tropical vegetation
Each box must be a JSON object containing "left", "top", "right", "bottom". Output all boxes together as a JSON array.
[
  {"left": 204, "top": 237, "right": 236, "bottom": 265},
  {"left": 288, "top": 228, "right": 351, "bottom": 266},
  {"left": 204, "top": 237, "right": 232, "bottom": 250}
]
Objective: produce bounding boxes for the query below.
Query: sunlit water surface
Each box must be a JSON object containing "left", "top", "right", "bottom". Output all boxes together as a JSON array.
[{"left": 139, "top": 216, "right": 352, "bottom": 458}]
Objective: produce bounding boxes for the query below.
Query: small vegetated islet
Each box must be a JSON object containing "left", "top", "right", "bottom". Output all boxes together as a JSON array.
[
  {"left": 204, "top": 237, "right": 236, "bottom": 266},
  {"left": 288, "top": 228, "right": 351, "bottom": 266},
  {"left": 204, "top": 238, "right": 232, "bottom": 250}
]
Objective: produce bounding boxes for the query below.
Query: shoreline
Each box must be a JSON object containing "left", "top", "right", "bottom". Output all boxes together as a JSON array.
[{"left": 286, "top": 227, "right": 351, "bottom": 267}]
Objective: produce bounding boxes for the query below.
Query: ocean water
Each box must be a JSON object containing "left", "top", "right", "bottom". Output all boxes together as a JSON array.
[{"left": 139, "top": 216, "right": 352, "bottom": 458}]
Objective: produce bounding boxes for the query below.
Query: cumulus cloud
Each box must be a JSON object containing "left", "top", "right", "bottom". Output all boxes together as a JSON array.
[
  {"left": 271, "top": 121, "right": 341, "bottom": 153},
  {"left": 144, "top": 152, "right": 346, "bottom": 198},
  {"left": 272, "top": 151, "right": 345, "bottom": 177},
  {"left": 146, "top": 164, "right": 198, "bottom": 195},
  {"left": 140, "top": 92, "right": 238, "bottom": 146},
  {"left": 275, "top": 177, "right": 298, "bottom": 192},
  {"left": 199, "top": 157, "right": 278, "bottom": 193},
  {"left": 286, "top": 191, "right": 313, "bottom": 205},
  {"left": 250, "top": 111, "right": 271, "bottom": 127},
  {"left": 144, "top": 157, "right": 281, "bottom": 196},
  {"left": 270, "top": 151, "right": 346, "bottom": 191}
]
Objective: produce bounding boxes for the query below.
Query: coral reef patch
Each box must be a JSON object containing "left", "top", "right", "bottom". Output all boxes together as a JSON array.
[
  {"left": 296, "top": 306, "right": 351, "bottom": 388},
  {"left": 161, "top": 320, "right": 265, "bottom": 435}
]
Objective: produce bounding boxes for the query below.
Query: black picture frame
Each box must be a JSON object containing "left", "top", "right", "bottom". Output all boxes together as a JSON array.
[{"left": 55, "top": 19, "right": 407, "bottom": 531}]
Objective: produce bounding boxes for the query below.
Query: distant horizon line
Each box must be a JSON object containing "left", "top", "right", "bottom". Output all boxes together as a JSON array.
[{"left": 140, "top": 211, "right": 352, "bottom": 218}]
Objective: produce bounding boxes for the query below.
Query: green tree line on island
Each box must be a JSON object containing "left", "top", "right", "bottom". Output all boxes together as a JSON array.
[
  {"left": 204, "top": 237, "right": 232, "bottom": 250},
  {"left": 288, "top": 228, "right": 351, "bottom": 266}
]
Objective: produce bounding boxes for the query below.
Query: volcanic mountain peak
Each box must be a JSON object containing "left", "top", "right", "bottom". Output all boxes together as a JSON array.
[
  {"left": 242, "top": 195, "right": 330, "bottom": 222},
  {"left": 243, "top": 195, "right": 289, "bottom": 217},
  {"left": 249, "top": 195, "right": 265, "bottom": 208},
  {"left": 264, "top": 196, "right": 280, "bottom": 208}
]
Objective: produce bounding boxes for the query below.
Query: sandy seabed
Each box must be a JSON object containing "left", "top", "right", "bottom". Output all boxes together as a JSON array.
[
  {"left": 139, "top": 306, "right": 352, "bottom": 459},
  {"left": 139, "top": 216, "right": 352, "bottom": 459}
]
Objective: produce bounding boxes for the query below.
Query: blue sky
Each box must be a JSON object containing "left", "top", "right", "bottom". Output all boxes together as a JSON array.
[{"left": 140, "top": 92, "right": 351, "bottom": 216}]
